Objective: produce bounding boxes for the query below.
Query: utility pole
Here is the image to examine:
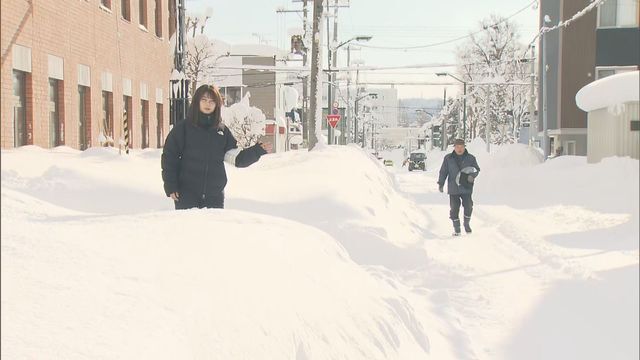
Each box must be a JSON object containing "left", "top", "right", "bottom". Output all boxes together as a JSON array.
[
  {"left": 542, "top": 32, "right": 549, "bottom": 159},
  {"left": 528, "top": 45, "right": 536, "bottom": 147},
  {"left": 346, "top": 45, "right": 351, "bottom": 144},
  {"left": 485, "top": 85, "right": 491, "bottom": 153},
  {"left": 355, "top": 64, "right": 360, "bottom": 144},
  {"left": 308, "top": 0, "right": 323, "bottom": 150},
  {"left": 302, "top": 0, "right": 309, "bottom": 144},
  {"left": 325, "top": 0, "right": 337, "bottom": 145},
  {"left": 462, "top": 81, "right": 467, "bottom": 141},
  {"left": 332, "top": 0, "right": 339, "bottom": 144},
  {"left": 441, "top": 88, "right": 447, "bottom": 151},
  {"left": 371, "top": 115, "right": 375, "bottom": 149},
  {"left": 170, "top": 0, "right": 189, "bottom": 128}
]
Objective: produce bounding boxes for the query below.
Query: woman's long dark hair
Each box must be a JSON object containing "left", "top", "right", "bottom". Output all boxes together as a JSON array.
[{"left": 188, "top": 84, "right": 224, "bottom": 128}]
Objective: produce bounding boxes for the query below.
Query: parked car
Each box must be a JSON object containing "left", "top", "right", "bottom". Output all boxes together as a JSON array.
[
  {"left": 407, "top": 151, "right": 426, "bottom": 171},
  {"left": 383, "top": 159, "right": 394, "bottom": 167}
]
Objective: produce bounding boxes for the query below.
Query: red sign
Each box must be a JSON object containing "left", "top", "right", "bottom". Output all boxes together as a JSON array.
[{"left": 327, "top": 114, "right": 341, "bottom": 128}]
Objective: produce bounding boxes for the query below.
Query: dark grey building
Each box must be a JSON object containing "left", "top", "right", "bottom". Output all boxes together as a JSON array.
[
  {"left": 538, "top": 0, "right": 639, "bottom": 156},
  {"left": 594, "top": 0, "right": 640, "bottom": 78}
]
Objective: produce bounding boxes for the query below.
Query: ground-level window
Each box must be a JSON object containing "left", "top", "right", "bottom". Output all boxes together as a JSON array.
[
  {"left": 49, "top": 78, "right": 64, "bottom": 147},
  {"left": 13, "top": 70, "right": 28, "bottom": 147},
  {"left": 141, "top": 99, "right": 149, "bottom": 148},
  {"left": 156, "top": 103, "right": 164, "bottom": 148},
  {"left": 78, "top": 85, "right": 91, "bottom": 150},
  {"left": 596, "top": 66, "right": 637, "bottom": 80},
  {"left": 102, "top": 91, "right": 114, "bottom": 146}
]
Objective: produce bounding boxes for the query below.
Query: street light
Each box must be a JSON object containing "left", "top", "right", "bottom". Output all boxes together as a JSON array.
[
  {"left": 334, "top": 35, "right": 373, "bottom": 51},
  {"left": 327, "top": 36, "right": 372, "bottom": 145},
  {"left": 437, "top": 72, "right": 467, "bottom": 140}
]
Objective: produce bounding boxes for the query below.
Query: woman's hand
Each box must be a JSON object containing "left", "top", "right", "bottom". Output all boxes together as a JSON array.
[{"left": 170, "top": 192, "right": 180, "bottom": 201}]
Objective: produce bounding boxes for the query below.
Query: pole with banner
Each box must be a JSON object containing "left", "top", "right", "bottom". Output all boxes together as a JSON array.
[{"left": 123, "top": 109, "right": 130, "bottom": 154}]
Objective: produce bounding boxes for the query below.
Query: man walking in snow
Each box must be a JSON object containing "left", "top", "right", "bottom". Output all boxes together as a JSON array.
[{"left": 437, "top": 139, "right": 480, "bottom": 236}]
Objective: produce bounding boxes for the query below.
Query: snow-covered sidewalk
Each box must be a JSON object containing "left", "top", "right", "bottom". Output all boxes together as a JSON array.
[
  {"left": 394, "top": 146, "right": 638, "bottom": 359},
  {"left": 1, "top": 143, "right": 638, "bottom": 359}
]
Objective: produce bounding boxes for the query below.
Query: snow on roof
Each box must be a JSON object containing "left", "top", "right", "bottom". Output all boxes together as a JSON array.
[
  {"left": 576, "top": 71, "right": 639, "bottom": 112},
  {"left": 231, "top": 44, "right": 288, "bottom": 57}
]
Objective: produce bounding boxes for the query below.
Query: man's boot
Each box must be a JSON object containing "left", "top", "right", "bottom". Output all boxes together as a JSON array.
[
  {"left": 464, "top": 216, "right": 472, "bottom": 234},
  {"left": 452, "top": 219, "right": 461, "bottom": 236}
]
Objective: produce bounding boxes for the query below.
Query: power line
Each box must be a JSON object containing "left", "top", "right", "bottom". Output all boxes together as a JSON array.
[
  {"left": 521, "top": 0, "right": 608, "bottom": 57},
  {"left": 350, "top": 0, "right": 537, "bottom": 51}
]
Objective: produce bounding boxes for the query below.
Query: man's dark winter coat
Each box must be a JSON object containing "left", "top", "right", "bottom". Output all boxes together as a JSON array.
[{"left": 438, "top": 149, "right": 480, "bottom": 195}]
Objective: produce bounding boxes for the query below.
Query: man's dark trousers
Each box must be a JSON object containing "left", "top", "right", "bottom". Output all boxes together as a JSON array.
[{"left": 449, "top": 194, "right": 473, "bottom": 221}]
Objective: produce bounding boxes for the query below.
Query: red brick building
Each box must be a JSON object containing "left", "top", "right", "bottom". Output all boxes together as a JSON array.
[{"left": 1, "top": 0, "right": 176, "bottom": 150}]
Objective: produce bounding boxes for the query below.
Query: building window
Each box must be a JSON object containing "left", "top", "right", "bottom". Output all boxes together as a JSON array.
[
  {"left": 155, "top": 0, "right": 163, "bottom": 37},
  {"left": 598, "top": 0, "right": 639, "bottom": 28},
  {"left": 49, "top": 78, "right": 63, "bottom": 147},
  {"left": 101, "top": 0, "right": 112, "bottom": 9},
  {"left": 101, "top": 91, "right": 114, "bottom": 146},
  {"left": 596, "top": 66, "right": 638, "bottom": 79},
  {"left": 141, "top": 100, "right": 149, "bottom": 148},
  {"left": 121, "top": 0, "right": 131, "bottom": 21},
  {"left": 156, "top": 103, "right": 164, "bottom": 147},
  {"left": 13, "top": 70, "right": 28, "bottom": 147},
  {"left": 168, "top": 0, "right": 176, "bottom": 38},
  {"left": 139, "top": 0, "right": 148, "bottom": 28},
  {"left": 78, "top": 86, "right": 91, "bottom": 150}
]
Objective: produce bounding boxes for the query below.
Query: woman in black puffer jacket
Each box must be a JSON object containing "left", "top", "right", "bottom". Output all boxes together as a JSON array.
[{"left": 161, "top": 85, "right": 268, "bottom": 209}]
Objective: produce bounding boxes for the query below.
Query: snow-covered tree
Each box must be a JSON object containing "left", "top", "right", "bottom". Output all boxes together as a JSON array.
[
  {"left": 185, "top": 35, "right": 227, "bottom": 96},
  {"left": 455, "top": 14, "right": 530, "bottom": 145},
  {"left": 222, "top": 93, "right": 266, "bottom": 148},
  {"left": 438, "top": 98, "right": 463, "bottom": 144}
]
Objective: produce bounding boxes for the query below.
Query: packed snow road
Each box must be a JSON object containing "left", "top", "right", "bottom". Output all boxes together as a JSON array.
[{"left": 390, "top": 153, "right": 638, "bottom": 360}]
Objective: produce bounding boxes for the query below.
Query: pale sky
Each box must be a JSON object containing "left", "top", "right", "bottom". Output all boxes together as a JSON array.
[{"left": 186, "top": 0, "right": 540, "bottom": 99}]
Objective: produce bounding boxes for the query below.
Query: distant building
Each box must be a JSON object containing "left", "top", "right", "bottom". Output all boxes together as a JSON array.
[
  {"left": 538, "top": 0, "right": 639, "bottom": 156},
  {"left": 213, "top": 42, "right": 301, "bottom": 152},
  {"left": 369, "top": 88, "right": 399, "bottom": 128}
]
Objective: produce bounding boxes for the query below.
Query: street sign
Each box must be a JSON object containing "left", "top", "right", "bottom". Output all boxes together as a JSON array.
[{"left": 327, "top": 114, "right": 341, "bottom": 128}]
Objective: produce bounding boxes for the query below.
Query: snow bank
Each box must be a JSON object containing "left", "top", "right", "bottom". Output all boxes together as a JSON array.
[
  {"left": 226, "top": 145, "right": 429, "bottom": 268},
  {"left": 424, "top": 141, "right": 637, "bottom": 216},
  {"left": 1, "top": 145, "right": 434, "bottom": 359},
  {"left": 576, "top": 71, "right": 640, "bottom": 112},
  {"left": 1, "top": 189, "right": 431, "bottom": 359}
]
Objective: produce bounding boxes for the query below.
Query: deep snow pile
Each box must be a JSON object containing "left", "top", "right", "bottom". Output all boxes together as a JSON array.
[
  {"left": 2, "top": 142, "right": 638, "bottom": 359},
  {"left": 226, "top": 145, "right": 429, "bottom": 268},
  {"left": 1, "top": 145, "right": 436, "bottom": 359}
]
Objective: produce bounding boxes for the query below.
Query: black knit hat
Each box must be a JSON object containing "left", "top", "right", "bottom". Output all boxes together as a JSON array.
[{"left": 454, "top": 138, "right": 465, "bottom": 146}]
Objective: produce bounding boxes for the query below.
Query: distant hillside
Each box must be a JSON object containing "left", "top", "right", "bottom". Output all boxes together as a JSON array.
[{"left": 398, "top": 98, "right": 443, "bottom": 127}]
